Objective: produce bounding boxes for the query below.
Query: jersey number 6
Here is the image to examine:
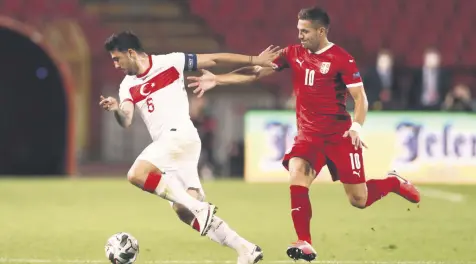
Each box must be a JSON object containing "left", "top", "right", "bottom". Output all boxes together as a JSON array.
[{"left": 146, "top": 97, "right": 155, "bottom": 113}]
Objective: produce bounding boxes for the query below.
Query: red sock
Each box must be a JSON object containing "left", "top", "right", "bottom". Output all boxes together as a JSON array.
[
  {"left": 365, "top": 177, "right": 400, "bottom": 207},
  {"left": 143, "top": 172, "right": 162, "bottom": 193},
  {"left": 191, "top": 218, "right": 200, "bottom": 232},
  {"left": 290, "top": 185, "right": 312, "bottom": 244}
]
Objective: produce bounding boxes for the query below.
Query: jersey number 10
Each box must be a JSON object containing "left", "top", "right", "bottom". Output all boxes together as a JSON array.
[
  {"left": 349, "top": 153, "right": 361, "bottom": 170},
  {"left": 304, "top": 69, "right": 315, "bottom": 86}
]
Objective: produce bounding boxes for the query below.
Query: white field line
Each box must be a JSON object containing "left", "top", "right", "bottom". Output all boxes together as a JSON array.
[
  {"left": 419, "top": 187, "right": 465, "bottom": 202},
  {"left": 1, "top": 258, "right": 476, "bottom": 264}
]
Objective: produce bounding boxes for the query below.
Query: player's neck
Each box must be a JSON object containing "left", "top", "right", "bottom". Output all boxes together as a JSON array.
[
  {"left": 136, "top": 53, "right": 151, "bottom": 76},
  {"left": 309, "top": 38, "right": 331, "bottom": 53},
  {"left": 317, "top": 39, "right": 331, "bottom": 51}
]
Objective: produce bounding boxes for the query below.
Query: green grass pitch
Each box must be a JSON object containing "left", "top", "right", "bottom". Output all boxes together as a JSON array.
[{"left": 0, "top": 178, "right": 475, "bottom": 263}]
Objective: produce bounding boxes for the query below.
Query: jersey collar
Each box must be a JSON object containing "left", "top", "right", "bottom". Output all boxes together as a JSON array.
[
  {"left": 308, "top": 42, "right": 334, "bottom": 54},
  {"left": 136, "top": 55, "right": 153, "bottom": 78}
]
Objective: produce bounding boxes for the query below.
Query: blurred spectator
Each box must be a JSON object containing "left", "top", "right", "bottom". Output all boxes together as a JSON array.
[
  {"left": 442, "top": 83, "right": 475, "bottom": 112},
  {"left": 228, "top": 140, "right": 244, "bottom": 177},
  {"left": 189, "top": 96, "right": 218, "bottom": 180},
  {"left": 408, "top": 47, "right": 451, "bottom": 110},
  {"left": 285, "top": 91, "right": 296, "bottom": 109},
  {"left": 363, "top": 49, "right": 401, "bottom": 110}
]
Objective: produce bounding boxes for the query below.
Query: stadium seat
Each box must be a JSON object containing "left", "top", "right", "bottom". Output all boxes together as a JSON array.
[{"left": 189, "top": 0, "right": 473, "bottom": 70}]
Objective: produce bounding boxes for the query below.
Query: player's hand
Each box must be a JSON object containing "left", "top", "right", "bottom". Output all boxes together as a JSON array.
[
  {"left": 254, "top": 45, "right": 281, "bottom": 67},
  {"left": 99, "top": 95, "right": 119, "bottom": 111},
  {"left": 187, "top": 69, "right": 217, "bottom": 98},
  {"left": 343, "top": 130, "right": 368, "bottom": 150}
]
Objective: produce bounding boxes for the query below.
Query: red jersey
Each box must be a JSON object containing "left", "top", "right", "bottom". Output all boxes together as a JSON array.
[{"left": 273, "top": 43, "right": 363, "bottom": 136}]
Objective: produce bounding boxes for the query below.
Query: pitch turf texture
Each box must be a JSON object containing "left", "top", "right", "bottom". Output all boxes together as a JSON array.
[{"left": 0, "top": 178, "right": 475, "bottom": 264}]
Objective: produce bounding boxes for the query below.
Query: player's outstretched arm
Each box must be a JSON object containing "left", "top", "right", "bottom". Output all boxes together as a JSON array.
[
  {"left": 187, "top": 66, "right": 276, "bottom": 97},
  {"left": 195, "top": 45, "right": 280, "bottom": 69},
  {"left": 99, "top": 95, "right": 134, "bottom": 128},
  {"left": 221, "top": 65, "right": 277, "bottom": 84}
]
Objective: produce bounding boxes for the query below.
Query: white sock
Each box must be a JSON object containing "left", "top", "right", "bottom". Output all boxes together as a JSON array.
[
  {"left": 205, "top": 216, "right": 255, "bottom": 254},
  {"left": 152, "top": 171, "right": 205, "bottom": 212}
]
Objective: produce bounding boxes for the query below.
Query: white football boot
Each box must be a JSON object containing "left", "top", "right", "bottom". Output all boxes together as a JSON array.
[{"left": 237, "top": 245, "right": 263, "bottom": 264}]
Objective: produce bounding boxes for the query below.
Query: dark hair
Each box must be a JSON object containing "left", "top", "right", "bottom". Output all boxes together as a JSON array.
[
  {"left": 104, "top": 31, "right": 144, "bottom": 52},
  {"left": 298, "top": 7, "right": 330, "bottom": 29}
]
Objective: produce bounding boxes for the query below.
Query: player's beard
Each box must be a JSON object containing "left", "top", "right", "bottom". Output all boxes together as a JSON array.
[
  {"left": 301, "top": 41, "right": 313, "bottom": 50},
  {"left": 300, "top": 38, "right": 314, "bottom": 49},
  {"left": 124, "top": 60, "right": 139, "bottom": 75},
  {"left": 124, "top": 65, "right": 138, "bottom": 76},
  {"left": 303, "top": 39, "right": 320, "bottom": 52}
]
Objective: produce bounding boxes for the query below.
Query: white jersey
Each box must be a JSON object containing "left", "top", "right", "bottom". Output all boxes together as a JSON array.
[{"left": 118, "top": 53, "right": 198, "bottom": 141}]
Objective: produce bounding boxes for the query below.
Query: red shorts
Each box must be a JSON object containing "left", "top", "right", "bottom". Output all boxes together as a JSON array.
[{"left": 282, "top": 133, "right": 366, "bottom": 184}]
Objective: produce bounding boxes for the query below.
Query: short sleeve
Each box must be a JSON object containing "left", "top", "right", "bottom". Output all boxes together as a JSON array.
[
  {"left": 340, "top": 55, "right": 363, "bottom": 88},
  {"left": 119, "top": 83, "right": 133, "bottom": 105},
  {"left": 272, "top": 46, "right": 291, "bottom": 71},
  {"left": 165, "top": 52, "right": 197, "bottom": 72}
]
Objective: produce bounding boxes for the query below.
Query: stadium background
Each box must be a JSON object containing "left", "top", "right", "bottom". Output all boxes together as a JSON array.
[{"left": 1, "top": 0, "right": 476, "bottom": 263}]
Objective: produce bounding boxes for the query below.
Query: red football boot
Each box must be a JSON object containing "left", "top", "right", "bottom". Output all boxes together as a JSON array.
[
  {"left": 388, "top": 170, "right": 421, "bottom": 203},
  {"left": 286, "top": 240, "right": 317, "bottom": 262}
]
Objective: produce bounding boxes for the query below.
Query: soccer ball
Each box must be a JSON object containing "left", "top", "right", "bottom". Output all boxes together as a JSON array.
[{"left": 105, "top": 232, "right": 139, "bottom": 264}]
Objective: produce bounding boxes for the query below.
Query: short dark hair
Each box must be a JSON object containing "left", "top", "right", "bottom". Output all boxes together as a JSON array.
[
  {"left": 298, "top": 7, "right": 330, "bottom": 29},
  {"left": 104, "top": 31, "right": 144, "bottom": 52}
]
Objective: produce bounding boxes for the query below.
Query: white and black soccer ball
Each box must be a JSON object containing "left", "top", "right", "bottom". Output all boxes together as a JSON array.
[{"left": 105, "top": 232, "right": 139, "bottom": 264}]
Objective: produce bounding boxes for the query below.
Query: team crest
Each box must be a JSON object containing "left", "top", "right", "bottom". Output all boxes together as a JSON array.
[{"left": 319, "top": 62, "right": 331, "bottom": 74}]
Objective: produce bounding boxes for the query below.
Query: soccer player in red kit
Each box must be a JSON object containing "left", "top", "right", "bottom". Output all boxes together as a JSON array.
[{"left": 187, "top": 6, "right": 420, "bottom": 262}]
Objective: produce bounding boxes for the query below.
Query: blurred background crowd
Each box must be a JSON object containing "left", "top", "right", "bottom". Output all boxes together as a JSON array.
[{"left": 0, "top": 0, "right": 474, "bottom": 179}]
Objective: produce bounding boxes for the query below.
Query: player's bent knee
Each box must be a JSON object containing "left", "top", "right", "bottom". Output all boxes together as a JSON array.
[
  {"left": 126, "top": 167, "right": 148, "bottom": 187},
  {"left": 289, "top": 157, "right": 315, "bottom": 187},
  {"left": 127, "top": 161, "right": 159, "bottom": 187},
  {"left": 348, "top": 194, "right": 367, "bottom": 209},
  {"left": 126, "top": 169, "right": 141, "bottom": 186},
  {"left": 343, "top": 183, "right": 367, "bottom": 209}
]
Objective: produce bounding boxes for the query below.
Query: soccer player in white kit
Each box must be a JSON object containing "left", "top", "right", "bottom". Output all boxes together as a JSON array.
[{"left": 99, "top": 31, "right": 279, "bottom": 264}]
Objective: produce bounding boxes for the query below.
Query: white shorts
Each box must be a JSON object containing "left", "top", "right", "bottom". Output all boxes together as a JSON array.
[{"left": 135, "top": 127, "right": 204, "bottom": 197}]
